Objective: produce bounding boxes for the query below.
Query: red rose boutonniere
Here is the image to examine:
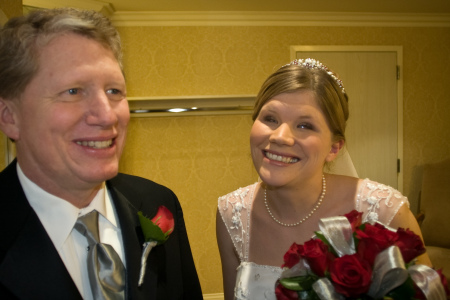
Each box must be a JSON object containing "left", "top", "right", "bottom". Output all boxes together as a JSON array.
[{"left": 137, "top": 206, "right": 174, "bottom": 286}]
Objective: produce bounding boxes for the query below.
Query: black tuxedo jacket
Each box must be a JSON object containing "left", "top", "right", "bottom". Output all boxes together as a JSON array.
[{"left": 0, "top": 161, "right": 203, "bottom": 299}]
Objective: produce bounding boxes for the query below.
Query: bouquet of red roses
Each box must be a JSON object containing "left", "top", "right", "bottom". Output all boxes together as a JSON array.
[{"left": 275, "top": 210, "right": 449, "bottom": 300}]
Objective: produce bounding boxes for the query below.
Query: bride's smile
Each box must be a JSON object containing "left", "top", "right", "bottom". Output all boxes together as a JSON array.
[{"left": 250, "top": 90, "right": 341, "bottom": 188}]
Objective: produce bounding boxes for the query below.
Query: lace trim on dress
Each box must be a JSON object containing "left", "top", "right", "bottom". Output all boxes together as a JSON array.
[
  {"left": 218, "top": 183, "right": 257, "bottom": 262},
  {"left": 355, "top": 178, "right": 409, "bottom": 225},
  {"left": 219, "top": 179, "right": 409, "bottom": 264}
]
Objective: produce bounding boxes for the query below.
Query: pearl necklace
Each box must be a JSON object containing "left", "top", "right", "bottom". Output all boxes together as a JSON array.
[{"left": 264, "top": 175, "right": 326, "bottom": 227}]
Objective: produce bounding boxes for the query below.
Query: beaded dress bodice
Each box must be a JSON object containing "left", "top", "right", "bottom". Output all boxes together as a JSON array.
[{"left": 217, "top": 178, "right": 409, "bottom": 300}]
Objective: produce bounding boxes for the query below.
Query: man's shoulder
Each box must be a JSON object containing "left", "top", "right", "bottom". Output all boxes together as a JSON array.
[
  {"left": 0, "top": 160, "right": 18, "bottom": 181},
  {"left": 109, "top": 173, "right": 167, "bottom": 190}
]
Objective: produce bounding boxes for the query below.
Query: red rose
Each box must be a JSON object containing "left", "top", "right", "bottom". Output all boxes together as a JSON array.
[
  {"left": 282, "top": 243, "right": 303, "bottom": 268},
  {"left": 344, "top": 210, "right": 363, "bottom": 231},
  {"left": 394, "top": 228, "right": 426, "bottom": 263},
  {"left": 300, "top": 239, "right": 334, "bottom": 277},
  {"left": 151, "top": 206, "right": 174, "bottom": 234},
  {"left": 413, "top": 285, "right": 427, "bottom": 300},
  {"left": 330, "top": 254, "right": 372, "bottom": 298},
  {"left": 437, "top": 269, "right": 450, "bottom": 297},
  {"left": 356, "top": 223, "right": 398, "bottom": 265},
  {"left": 275, "top": 283, "right": 299, "bottom": 300}
]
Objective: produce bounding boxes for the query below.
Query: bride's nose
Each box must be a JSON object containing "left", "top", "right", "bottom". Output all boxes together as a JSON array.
[{"left": 269, "top": 123, "right": 295, "bottom": 146}]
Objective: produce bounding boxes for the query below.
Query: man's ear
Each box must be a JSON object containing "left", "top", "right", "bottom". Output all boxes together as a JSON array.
[
  {"left": 325, "top": 139, "right": 344, "bottom": 162},
  {"left": 0, "top": 98, "right": 20, "bottom": 141}
]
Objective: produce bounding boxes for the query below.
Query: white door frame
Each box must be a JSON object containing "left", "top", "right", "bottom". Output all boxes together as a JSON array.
[{"left": 290, "top": 45, "right": 403, "bottom": 191}]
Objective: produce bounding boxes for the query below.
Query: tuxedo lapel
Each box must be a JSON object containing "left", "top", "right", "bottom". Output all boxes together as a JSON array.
[
  {"left": 108, "top": 183, "right": 158, "bottom": 300},
  {"left": 0, "top": 194, "right": 81, "bottom": 299},
  {"left": 0, "top": 161, "right": 81, "bottom": 299}
]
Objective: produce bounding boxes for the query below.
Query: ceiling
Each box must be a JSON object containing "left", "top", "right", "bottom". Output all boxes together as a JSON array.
[{"left": 23, "top": 0, "right": 450, "bottom": 14}]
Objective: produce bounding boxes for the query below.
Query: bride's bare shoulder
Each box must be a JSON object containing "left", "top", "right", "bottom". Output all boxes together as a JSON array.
[{"left": 326, "top": 173, "right": 360, "bottom": 187}]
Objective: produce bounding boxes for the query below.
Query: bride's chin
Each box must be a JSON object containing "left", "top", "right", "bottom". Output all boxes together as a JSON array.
[{"left": 258, "top": 174, "right": 288, "bottom": 188}]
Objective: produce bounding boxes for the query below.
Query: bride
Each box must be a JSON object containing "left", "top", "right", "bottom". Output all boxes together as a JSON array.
[{"left": 216, "top": 59, "right": 431, "bottom": 300}]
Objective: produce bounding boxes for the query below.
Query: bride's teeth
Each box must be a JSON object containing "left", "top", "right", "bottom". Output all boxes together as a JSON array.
[
  {"left": 265, "top": 152, "right": 299, "bottom": 163},
  {"left": 77, "top": 140, "right": 112, "bottom": 149}
]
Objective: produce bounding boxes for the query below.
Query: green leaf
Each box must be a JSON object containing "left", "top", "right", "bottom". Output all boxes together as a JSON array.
[
  {"left": 280, "top": 275, "right": 317, "bottom": 291},
  {"left": 138, "top": 211, "right": 168, "bottom": 244},
  {"left": 353, "top": 231, "right": 360, "bottom": 249},
  {"left": 385, "top": 276, "right": 415, "bottom": 299}
]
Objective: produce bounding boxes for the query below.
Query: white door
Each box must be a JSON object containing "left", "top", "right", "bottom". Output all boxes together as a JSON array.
[{"left": 292, "top": 46, "right": 402, "bottom": 190}]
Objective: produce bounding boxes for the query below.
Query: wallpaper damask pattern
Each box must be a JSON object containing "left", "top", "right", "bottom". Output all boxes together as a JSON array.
[
  {"left": 117, "top": 25, "right": 450, "bottom": 294},
  {"left": 119, "top": 115, "right": 258, "bottom": 292},
  {"left": 0, "top": 22, "right": 446, "bottom": 294},
  {"left": 0, "top": 0, "right": 22, "bottom": 19}
]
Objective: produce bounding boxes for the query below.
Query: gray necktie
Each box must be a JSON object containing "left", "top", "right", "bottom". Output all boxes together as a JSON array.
[{"left": 75, "top": 210, "right": 125, "bottom": 300}]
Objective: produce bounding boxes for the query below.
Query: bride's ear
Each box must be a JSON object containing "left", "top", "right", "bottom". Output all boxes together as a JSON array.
[
  {"left": 0, "top": 98, "right": 20, "bottom": 141},
  {"left": 326, "top": 139, "right": 344, "bottom": 162}
]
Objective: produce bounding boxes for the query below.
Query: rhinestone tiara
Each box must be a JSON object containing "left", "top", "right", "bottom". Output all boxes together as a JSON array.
[{"left": 284, "top": 58, "right": 345, "bottom": 94}]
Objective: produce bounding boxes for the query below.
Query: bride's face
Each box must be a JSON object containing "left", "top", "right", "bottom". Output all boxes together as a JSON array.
[{"left": 250, "top": 90, "right": 342, "bottom": 187}]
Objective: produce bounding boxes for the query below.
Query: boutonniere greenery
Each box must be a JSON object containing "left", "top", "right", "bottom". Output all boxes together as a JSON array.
[{"left": 137, "top": 206, "right": 174, "bottom": 286}]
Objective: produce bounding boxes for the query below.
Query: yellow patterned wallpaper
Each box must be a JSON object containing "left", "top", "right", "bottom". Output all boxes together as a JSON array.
[
  {"left": 117, "top": 25, "right": 450, "bottom": 294},
  {"left": 0, "top": 0, "right": 22, "bottom": 19},
  {"left": 119, "top": 115, "right": 258, "bottom": 293},
  {"left": 0, "top": 19, "right": 448, "bottom": 294}
]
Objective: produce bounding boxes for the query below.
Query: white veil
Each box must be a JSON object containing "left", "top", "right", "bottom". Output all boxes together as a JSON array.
[{"left": 326, "top": 146, "right": 359, "bottom": 177}]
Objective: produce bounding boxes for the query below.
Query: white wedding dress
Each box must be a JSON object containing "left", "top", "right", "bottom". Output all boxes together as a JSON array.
[{"left": 217, "top": 178, "right": 409, "bottom": 300}]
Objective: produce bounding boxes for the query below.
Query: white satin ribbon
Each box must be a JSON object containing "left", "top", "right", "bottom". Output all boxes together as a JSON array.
[
  {"left": 280, "top": 258, "right": 311, "bottom": 279},
  {"left": 318, "top": 216, "right": 355, "bottom": 257},
  {"left": 138, "top": 240, "right": 157, "bottom": 286},
  {"left": 367, "top": 245, "right": 409, "bottom": 299},
  {"left": 312, "top": 278, "right": 345, "bottom": 300},
  {"left": 409, "top": 265, "right": 447, "bottom": 300}
]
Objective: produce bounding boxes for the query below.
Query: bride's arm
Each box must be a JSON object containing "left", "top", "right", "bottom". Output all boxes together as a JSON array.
[
  {"left": 216, "top": 209, "right": 240, "bottom": 300},
  {"left": 389, "top": 204, "right": 432, "bottom": 267}
]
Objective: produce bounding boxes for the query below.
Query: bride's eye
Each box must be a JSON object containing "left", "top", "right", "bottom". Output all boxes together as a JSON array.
[
  {"left": 298, "top": 122, "right": 313, "bottom": 130},
  {"left": 263, "top": 115, "right": 277, "bottom": 124}
]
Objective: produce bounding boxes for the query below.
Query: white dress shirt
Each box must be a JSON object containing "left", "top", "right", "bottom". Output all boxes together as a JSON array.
[{"left": 17, "top": 164, "right": 126, "bottom": 300}]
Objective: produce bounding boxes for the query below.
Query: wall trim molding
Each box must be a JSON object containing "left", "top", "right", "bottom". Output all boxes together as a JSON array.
[
  {"left": 110, "top": 11, "right": 450, "bottom": 27},
  {"left": 203, "top": 293, "right": 224, "bottom": 300},
  {"left": 22, "top": 0, "right": 450, "bottom": 27},
  {"left": 128, "top": 95, "right": 255, "bottom": 118},
  {"left": 23, "top": 0, "right": 115, "bottom": 16}
]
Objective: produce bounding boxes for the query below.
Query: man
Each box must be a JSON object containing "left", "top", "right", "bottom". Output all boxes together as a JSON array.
[{"left": 0, "top": 8, "right": 202, "bottom": 299}]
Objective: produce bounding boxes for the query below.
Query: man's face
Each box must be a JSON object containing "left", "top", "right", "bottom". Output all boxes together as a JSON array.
[{"left": 12, "top": 33, "right": 130, "bottom": 198}]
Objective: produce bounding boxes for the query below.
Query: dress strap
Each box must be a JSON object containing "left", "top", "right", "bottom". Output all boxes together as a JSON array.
[
  {"left": 218, "top": 183, "right": 257, "bottom": 262},
  {"left": 355, "top": 178, "right": 409, "bottom": 226}
]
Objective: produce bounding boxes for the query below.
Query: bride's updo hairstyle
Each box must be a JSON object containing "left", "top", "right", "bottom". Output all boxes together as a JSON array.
[{"left": 252, "top": 59, "right": 349, "bottom": 143}]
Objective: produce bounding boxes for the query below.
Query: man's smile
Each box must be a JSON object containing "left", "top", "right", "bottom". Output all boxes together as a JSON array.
[{"left": 76, "top": 139, "right": 113, "bottom": 149}]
